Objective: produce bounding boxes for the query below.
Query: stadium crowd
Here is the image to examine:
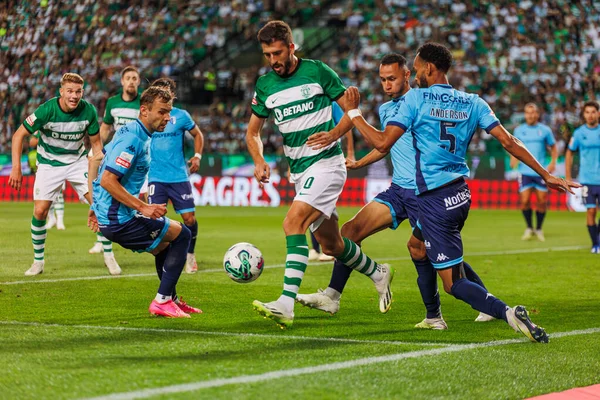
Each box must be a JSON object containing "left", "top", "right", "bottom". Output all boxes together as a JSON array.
[{"left": 2, "top": 0, "right": 600, "bottom": 156}]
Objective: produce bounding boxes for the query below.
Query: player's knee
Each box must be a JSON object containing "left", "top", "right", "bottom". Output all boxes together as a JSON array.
[
  {"left": 407, "top": 239, "right": 426, "bottom": 260},
  {"left": 442, "top": 281, "right": 453, "bottom": 295},
  {"left": 33, "top": 205, "right": 50, "bottom": 220},
  {"left": 177, "top": 223, "right": 191, "bottom": 242},
  {"left": 320, "top": 236, "right": 344, "bottom": 257},
  {"left": 182, "top": 214, "right": 196, "bottom": 226}
]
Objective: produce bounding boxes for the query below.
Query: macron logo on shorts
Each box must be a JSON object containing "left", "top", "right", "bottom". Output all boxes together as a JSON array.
[{"left": 116, "top": 151, "right": 134, "bottom": 169}]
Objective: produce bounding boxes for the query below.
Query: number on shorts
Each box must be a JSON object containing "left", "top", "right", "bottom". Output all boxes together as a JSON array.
[
  {"left": 582, "top": 185, "right": 589, "bottom": 198},
  {"left": 303, "top": 177, "right": 314, "bottom": 190},
  {"left": 439, "top": 121, "right": 457, "bottom": 154},
  {"left": 148, "top": 184, "right": 155, "bottom": 199}
]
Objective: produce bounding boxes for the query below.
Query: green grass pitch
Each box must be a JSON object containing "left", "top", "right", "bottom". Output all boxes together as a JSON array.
[{"left": 1, "top": 202, "right": 599, "bottom": 399}]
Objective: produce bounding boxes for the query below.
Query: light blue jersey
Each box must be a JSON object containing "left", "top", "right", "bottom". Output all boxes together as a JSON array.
[
  {"left": 92, "top": 120, "right": 152, "bottom": 225},
  {"left": 388, "top": 84, "right": 499, "bottom": 194},
  {"left": 380, "top": 94, "right": 416, "bottom": 189},
  {"left": 514, "top": 123, "right": 555, "bottom": 176},
  {"left": 148, "top": 107, "right": 196, "bottom": 183},
  {"left": 569, "top": 124, "right": 600, "bottom": 185}
]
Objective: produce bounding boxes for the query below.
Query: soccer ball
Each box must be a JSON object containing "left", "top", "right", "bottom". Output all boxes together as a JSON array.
[{"left": 223, "top": 242, "right": 264, "bottom": 283}]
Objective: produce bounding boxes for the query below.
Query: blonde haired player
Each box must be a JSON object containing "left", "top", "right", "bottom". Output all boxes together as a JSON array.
[{"left": 9, "top": 73, "right": 120, "bottom": 276}]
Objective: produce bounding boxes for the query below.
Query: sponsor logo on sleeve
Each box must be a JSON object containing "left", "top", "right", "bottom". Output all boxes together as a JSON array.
[
  {"left": 26, "top": 113, "right": 37, "bottom": 126},
  {"left": 251, "top": 92, "right": 258, "bottom": 106},
  {"left": 115, "top": 151, "right": 134, "bottom": 169}
]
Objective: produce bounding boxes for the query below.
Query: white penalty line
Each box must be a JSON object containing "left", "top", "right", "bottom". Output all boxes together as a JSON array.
[
  {"left": 0, "top": 320, "right": 447, "bottom": 348},
  {"left": 83, "top": 327, "right": 600, "bottom": 400},
  {"left": 1, "top": 245, "right": 586, "bottom": 286}
]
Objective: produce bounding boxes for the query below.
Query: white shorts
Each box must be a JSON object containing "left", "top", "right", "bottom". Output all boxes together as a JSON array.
[
  {"left": 294, "top": 161, "right": 346, "bottom": 232},
  {"left": 139, "top": 177, "right": 149, "bottom": 194},
  {"left": 34, "top": 156, "right": 89, "bottom": 201}
]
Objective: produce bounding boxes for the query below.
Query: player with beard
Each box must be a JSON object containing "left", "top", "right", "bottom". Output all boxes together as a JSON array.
[{"left": 246, "top": 20, "right": 392, "bottom": 328}]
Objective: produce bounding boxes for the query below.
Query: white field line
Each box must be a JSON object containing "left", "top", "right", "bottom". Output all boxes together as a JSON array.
[
  {"left": 1, "top": 245, "right": 586, "bottom": 286},
  {"left": 0, "top": 320, "right": 447, "bottom": 348},
  {"left": 82, "top": 327, "right": 600, "bottom": 400}
]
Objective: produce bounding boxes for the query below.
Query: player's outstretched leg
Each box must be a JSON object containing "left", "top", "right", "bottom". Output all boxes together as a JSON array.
[
  {"left": 296, "top": 260, "right": 348, "bottom": 315},
  {"left": 46, "top": 203, "right": 57, "bottom": 230},
  {"left": 89, "top": 234, "right": 103, "bottom": 254},
  {"left": 441, "top": 264, "right": 548, "bottom": 343},
  {"left": 586, "top": 208, "right": 599, "bottom": 253},
  {"left": 27, "top": 215, "right": 47, "bottom": 276},
  {"left": 463, "top": 261, "right": 496, "bottom": 322},
  {"left": 149, "top": 224, "right": 193, "bottom": 318}
]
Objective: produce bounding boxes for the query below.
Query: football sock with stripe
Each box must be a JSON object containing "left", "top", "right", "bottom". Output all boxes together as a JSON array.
[
  {"left": 337, "top": 237, "right": 382, "bottom": 282},
  {"left": 278, "top": 234, "right": 308, "bottom": 311},
  {"left": 451, "top": 269, "right": 508, "bottom": 321},
  {"left": 97, "top": 233, "right": 113, "bottom": 254},
  {"left": 55, "top": 191, "right": 64, "bottom": 223},
  {"left": 31, "top": 216, "right": 46, "bottom": 262}
]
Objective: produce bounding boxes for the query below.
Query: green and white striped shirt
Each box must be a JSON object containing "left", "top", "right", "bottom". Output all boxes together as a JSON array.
[
  {"left": 23, "top": 98, "right": 99, "bottom": 167},
  {"left": 251, "top": 59, "right": 346, "bottom": 180},
  {"left": 103, "top": 92, "right": 140, "bottom": 132}
]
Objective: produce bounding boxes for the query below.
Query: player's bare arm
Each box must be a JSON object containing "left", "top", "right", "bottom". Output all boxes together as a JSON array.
[
  {"left": 346, "top": 148, "right": 389, "bottom": 170},
  {"left": 564, "top": 148, "right": 575, "bottom": 182},
  {"left": 245, "top": 114, "right": 270, "bottom": 188},
  {"left": 489, "top": 124, "right": 579, "bottom": 193},
  {"left": 8, "top": 124, "right": 31, "bottom": 191},
  {"left": 99, "top": 122, "right": 113, "bottom": 145},
  {"left": 187, "top": 125, "right": 204, "bottom": 174},
  {"left": 101, "top": 170, "right": 166, "bottom": 219},
  {"left": 547, "top": 142, "right": 558, "bottom": 174}
]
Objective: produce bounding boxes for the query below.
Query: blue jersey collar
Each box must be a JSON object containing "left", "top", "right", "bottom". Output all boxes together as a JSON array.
[
  {"left": 136, "top": 119, "right": 152, "bottom": 137},
  {"left": 430, "top": 84, "right": 453, "bottom": 89}
]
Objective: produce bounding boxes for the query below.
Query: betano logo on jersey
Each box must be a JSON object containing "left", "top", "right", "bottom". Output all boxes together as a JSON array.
[
  {"left": 274, "top": 101, "right": 314, "bottom": 122},
  {"left": 116, "top": 116, "right": 136, "bottom": 126}
]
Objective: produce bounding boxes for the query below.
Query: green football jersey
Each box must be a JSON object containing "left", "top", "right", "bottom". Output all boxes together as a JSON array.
[
  {"left": 251, "top": 59, "right": 346, "bottom": 177},
  {"left": 103, "top": 92, "right": 140, "bottom": 132},
  {"left": 23, "top": 97, "right": 99, "bottom": 167}
]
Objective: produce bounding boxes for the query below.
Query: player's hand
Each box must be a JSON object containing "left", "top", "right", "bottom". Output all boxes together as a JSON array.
[
  {"left": 307, "top": 131, "right": 338, "bottom": 150},
  {"left": 87, "top": 209, "right": 99, "bottom": 233},
  {"left": 140, "top": 203, "right": 167, "bottom": 219},
  {"left": 8, "top": 167, "right": 23, "bottom": 191},
  {"left": 546, "top": 162, "right": 556, "bottom": 174},
  {"left": 253, "top": 161, "right": 270, "bottom": 189},
  {"left": 188, "top": 157, "right": 200, "bottom": 174},
  {"left": 346, "top": 86, "right": 361, "bottom": 109},
  {"left": 345, "top": 157, "right": 358, "bottom": 170},
  {"left": 545, "top": 175, "right": 581, "bottom": 194}
]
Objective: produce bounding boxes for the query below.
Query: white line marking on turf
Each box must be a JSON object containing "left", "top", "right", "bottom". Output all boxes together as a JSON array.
[
  {"left": 0, "top": 320, "right": 448, "bottom": 348},
  {"left": 83, "top": 327, "right": 600, "bottom": 400},
  {"left": 1, "top": 245, "right": 586, "bottom": 286}
]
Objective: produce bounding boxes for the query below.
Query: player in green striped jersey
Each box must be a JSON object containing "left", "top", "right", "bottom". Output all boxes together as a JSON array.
[
  {"left": 99, "top": 66, "right": 141, "bottom": 144},
  {"left": 9, "top": 73, "right": 120, "bottom": 276},
  {"left": 247, "top": 21, "right": 393, "bottom": 328}
]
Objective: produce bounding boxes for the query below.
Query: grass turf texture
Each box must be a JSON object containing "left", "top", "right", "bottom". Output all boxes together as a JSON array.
[{"left": 1, "top": 202, "right": 599, "bottom": 399}]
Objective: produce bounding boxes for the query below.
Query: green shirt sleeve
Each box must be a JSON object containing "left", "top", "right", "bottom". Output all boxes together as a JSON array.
[
  {"left": 317, "top": 61, "right": 346, "bottom": 100},
  {"left": 87, "top": 103, "right": 100, "bottom": 135},
  {"left": 23, "top": 102, "right": 50, "bottom": 134},
  {"left": 103, "top": 97, "right": 114, "bottom": 125},
  {"left": 250, "top": 80, "right": 270, "bottom": 118}
]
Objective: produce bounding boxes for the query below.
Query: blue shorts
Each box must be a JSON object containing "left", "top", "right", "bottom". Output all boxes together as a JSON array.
[
  {"left": 99, "top": 214, "right": 171, "bottom": 253},
  {"left": 583, "top": 184, "right": 600, "bottom": 208},
  {"left": 518, "top": 174, "right": 547, "bottom": 192},
  {"left": 148, "top": 181, "right": 195, "bottom": 214},
  {"left": 373, "top": 183, "right": 419, "bottom": 229},
  {"left": 416, "top": 178, "right": 470, "bottom": 269}
]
